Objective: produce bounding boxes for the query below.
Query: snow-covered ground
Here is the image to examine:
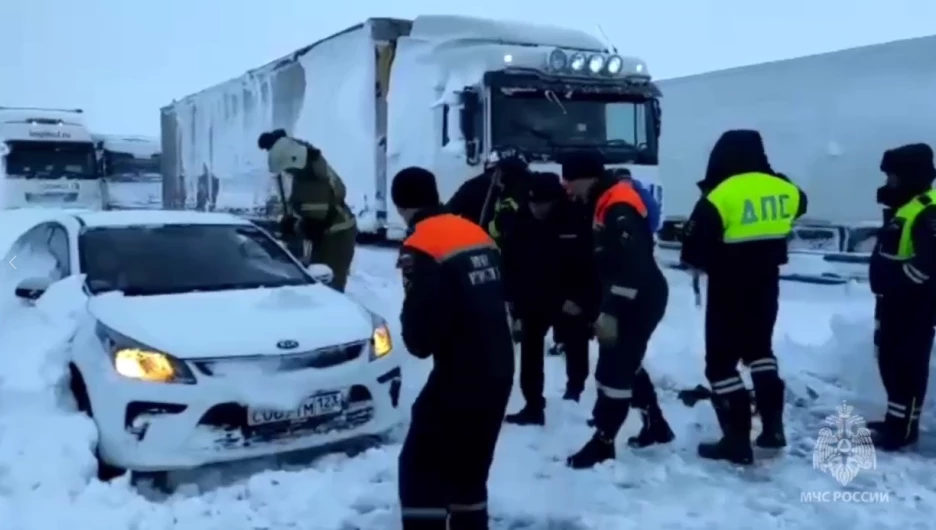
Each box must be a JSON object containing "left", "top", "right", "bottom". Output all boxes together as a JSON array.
[{"left": 1, "top": 241, "right": 934, "bottom": 529}]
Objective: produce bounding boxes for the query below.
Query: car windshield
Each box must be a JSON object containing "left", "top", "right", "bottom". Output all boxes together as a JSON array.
[
  {"left": 4, "top": 140, "right": 99, "bottom": 179},
  {"left": 79, "top": 223, "right": 311, "bottom": 295},
  {"left": 490, "top": 90, "right": 657, "bottom": 164}
]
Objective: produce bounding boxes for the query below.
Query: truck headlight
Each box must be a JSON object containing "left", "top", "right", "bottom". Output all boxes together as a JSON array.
[
  {"left": 588, "top": 55, "right": 605, "bottom": 74},
  {"left": 368, "top": 312, "right": 393, "bottom": 360},
  {"left": 569, "top": 53, "right": 586, "bottom": 72},
  {"left": 114, "top": 348, "right": 196, "bottom": 384},
  {"left": 606, "top": 55, "right": 623, "bottom": 75}
]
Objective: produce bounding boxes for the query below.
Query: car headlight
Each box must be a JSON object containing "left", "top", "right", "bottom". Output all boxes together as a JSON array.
[
  {"left": 97, "top": 323, "right": 196, "bottom": 384},
  {"left": 368, "top": 313, "right": 393, "bottom": 360}
]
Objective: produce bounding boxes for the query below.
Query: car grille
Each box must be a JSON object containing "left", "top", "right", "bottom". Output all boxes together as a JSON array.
[{"left": 192, "top": 341, "right": 367, "bottom": 376}]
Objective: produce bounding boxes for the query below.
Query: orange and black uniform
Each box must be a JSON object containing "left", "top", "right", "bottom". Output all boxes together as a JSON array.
[
  {"left": 396, "top": 208, "right": 514, "bottom": 530},
  {"left": 588, "top": 176, "right": 669, "bottom": 439}
]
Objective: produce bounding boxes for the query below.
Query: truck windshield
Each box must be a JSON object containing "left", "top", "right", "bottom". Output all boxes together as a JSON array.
[
  {"left": 491, "top": 91, "right": 657, "bottom": 164},
  {"left": 102, "top": 150, "right": 161, "bottom": 181},
  {"left": 4, "top": 141, "right": 99, "bottom": 179}
]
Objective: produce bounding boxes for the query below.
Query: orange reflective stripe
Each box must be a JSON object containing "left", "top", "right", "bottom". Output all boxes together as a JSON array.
[
  {"left": 404, "top": 214, "right": 496, "bottom": 261},
  {"left": 594, "top": 182, "right": 647, "bottom": 225}
]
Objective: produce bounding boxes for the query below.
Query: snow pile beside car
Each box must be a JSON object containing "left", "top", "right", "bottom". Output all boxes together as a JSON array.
[{"left": 0, "top": 271, "right": 100, "bottom": 525}]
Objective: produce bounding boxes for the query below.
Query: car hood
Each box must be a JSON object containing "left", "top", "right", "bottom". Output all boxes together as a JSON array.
[{"left": 88, "top": 284, "right": 374, "bottom": 359}]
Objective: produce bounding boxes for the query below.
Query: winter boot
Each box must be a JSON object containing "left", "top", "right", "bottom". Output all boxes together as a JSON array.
[
  {"left": 697, "top": 393, "right": 754, "bottom": 465},
  {"left": 563, "top": 387, "right": 582, "bottom": 402},
  {"left": 751, "top": 375, "right": 786, "bottom": 449},
  {"left": 448, "top": 509, "right": 489, "bottom": 530},
  {"left": 872, "top": 414, "right": 920, "bottom": 452},
  {"left": 627, "top": 406, "right": 675, "bottom": 448},
  {"left": 567, "top": 431, "right": 616, "bottom": 469},
  {"left": 504, "top": 405, "right": 545, "bottom": 426}
]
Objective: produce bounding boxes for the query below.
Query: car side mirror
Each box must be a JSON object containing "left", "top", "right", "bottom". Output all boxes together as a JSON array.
[
  {"left": 15, "top": 277, "right": 52, "bottom": 301},
  {"left": 307, "top": 263, "right": 334, "bottom": 285}
]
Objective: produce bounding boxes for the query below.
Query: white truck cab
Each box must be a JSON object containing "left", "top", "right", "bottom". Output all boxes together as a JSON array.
[
  {"left": 0, "top": 107, "right": 104, "bottom": 210},
  {"left": 161, "top": 15, "right": 663, "bottom": 238},
  {"left": 93, "top": 134, "right": 162, "bottom": 209}
]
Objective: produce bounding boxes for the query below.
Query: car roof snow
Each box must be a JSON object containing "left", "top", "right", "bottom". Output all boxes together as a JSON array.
[{"left": 75, "top": 209, "right": 251, "bottom": 228}]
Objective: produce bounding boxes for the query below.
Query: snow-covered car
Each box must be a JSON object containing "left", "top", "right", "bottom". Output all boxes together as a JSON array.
[{"left": 9, "top": 210, "right": 403, "bottom": 479}]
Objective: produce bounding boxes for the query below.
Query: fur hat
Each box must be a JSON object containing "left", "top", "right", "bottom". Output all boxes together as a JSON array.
[{"left": 267, "top": 136, "right": 308, "bottom": 173}]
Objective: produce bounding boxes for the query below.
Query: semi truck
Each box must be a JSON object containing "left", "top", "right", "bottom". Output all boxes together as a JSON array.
[
  {"left": 160, "top": 15, "right": 663, "bottom": 238},
  {"left": 0, "top": 107, "right": 105, "bottom": 210},
  {"left": 93, "top": 134, "right": 162, "bottom": 209},
  {"left": 656, "top": 33, "right": 936, "bottom": 243}
]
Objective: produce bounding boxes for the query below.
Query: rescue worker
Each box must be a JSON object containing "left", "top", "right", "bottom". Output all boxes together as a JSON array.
[
  {"left": 392, "top": 166, "right": 514, "bottom": 530},
  {"left": 868, "top": 143, "right": 936, "bottom": 451},
  {"left": 259, "top": 130, "right": 357, "bottom": 291},
  {"left": 447, "top": 152, "right": 529, "bottom": 243},
  {"left": 561, "top": 153, "right": 674, "bottom": 469},
  {"left": 680, "top": 130, "right": 807, "bottom": 465},
  {"left": 502, "top": 172, "right": 594, "bottom": 425}
]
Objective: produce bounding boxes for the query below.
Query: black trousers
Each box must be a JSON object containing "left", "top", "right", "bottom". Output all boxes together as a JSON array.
[
  {"left": 875, "top": 296, "right": 934, "bottom": 435},
  {"left": 518, "top": 316, "right": 550, "bottom": 410},
  {"left": 553, "top": 314, "right": 591, "bottom": 393},
  {"left": 704, "top": 278, "right": 784, "bottom": 433},
  {"left": 592, "top": 284, "right": 668, "bottom": 438},
  {"left": 399, "top": 378, "right": 511, "bottom": 530}
]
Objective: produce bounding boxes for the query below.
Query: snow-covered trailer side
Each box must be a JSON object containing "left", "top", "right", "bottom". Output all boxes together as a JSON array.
[
  {"left": 160, "top": 20, "right": 406, "bottom": 226},
  {"left": 162, "top": 15, "right": 664, "bottom": 238},
  {"left": 657, "top": 34, "right": 936, "bottom": 226}
]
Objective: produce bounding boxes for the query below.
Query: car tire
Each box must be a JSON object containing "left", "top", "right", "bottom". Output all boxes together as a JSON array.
[{"left": 68, "top": 364, "right": 128, "bottom": 482}]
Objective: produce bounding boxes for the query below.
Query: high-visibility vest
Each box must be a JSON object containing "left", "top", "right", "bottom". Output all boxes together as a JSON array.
[{"left": 705, "top": 172, "right": 800, "bottom": 243}]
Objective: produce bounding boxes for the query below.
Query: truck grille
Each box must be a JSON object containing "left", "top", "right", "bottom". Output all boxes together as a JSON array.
[{"left": 192, "top": 341, "right": 366, "bottom": 376}]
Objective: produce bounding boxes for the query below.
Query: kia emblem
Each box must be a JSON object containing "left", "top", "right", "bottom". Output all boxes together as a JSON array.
[{"left": 277, "top": 340, "right": 299, "bottom": 350}]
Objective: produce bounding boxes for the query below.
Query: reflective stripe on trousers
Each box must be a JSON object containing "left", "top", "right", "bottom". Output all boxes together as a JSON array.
[
  {"left": 401, "top": 501, "right": 487, "bottom": 519},
  {"left": 710, "top": 376, "right": 745, "bottom": 395},
  {"left": 597, "top": 382, "right": 632, "bottom": 399}
]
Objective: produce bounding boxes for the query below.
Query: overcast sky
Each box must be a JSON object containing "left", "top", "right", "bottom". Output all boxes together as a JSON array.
[{"left": 2, "top": 0, "right": 933, "bottom": 136}]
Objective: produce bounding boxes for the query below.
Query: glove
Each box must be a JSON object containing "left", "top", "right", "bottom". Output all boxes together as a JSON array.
[
  {"left": 561, "top": 300, "right": 582, "bottom": 316},
  {"left": 279, "top": 215, "right": 299, "bottom": 237},
  {"left": 594, "top": 313, "right": 618, "bottom": 346},
  {"left": 511, "top": 318, "right": 523, "bottom": 343}
]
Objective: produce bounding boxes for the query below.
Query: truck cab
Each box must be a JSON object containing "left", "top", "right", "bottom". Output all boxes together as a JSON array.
[
  {"left": 93, "top": 135, "right": 162, "bottom": 209},
  {"left": 0, "top": 107, "right": 104, "bottom": 210},
  {"left": 379, "top": 16, "right": 663, "bottom": 236}
]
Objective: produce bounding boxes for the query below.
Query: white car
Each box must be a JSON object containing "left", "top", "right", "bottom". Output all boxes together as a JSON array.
[{"left": 10, "top": 210, "right": 403, "bottom": 480}]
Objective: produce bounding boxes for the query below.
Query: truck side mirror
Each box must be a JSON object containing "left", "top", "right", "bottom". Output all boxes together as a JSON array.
[
  {"left": 459, "top": 90, "right": 480, "bottom": 166},
  {"left": 651, "top": 98, "right": 662, "bottom": 140}
]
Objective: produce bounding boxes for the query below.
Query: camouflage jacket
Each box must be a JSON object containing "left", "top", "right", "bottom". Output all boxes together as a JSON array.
[{"left": 283, "top": 145, "right": 356, "bottom": 237}]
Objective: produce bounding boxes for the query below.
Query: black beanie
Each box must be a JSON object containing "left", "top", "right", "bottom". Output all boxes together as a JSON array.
[
  {"left": 258, "top": 129, "right": 287, "bottom": 150},
  {"left": 560, "top": 151, "right": 605, "bottom": 181},
  {"left": 391, "top": 166, "right": 440, "bottom": 209}
]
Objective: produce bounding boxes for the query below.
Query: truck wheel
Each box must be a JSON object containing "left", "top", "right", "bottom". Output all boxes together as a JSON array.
[{"left": 68, "top": 364, "right": 127, "bottom": 481}]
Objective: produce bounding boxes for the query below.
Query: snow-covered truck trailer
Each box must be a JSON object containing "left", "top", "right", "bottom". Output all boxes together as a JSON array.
[
  {"left": 92, "top": 134, "right": 162, "bottom": 209},
  {"left": 657, "top": 34, "right": 936, "bottom": 230},
  {"left": 160, "top": 15, "right": 663, "bottom": 238},
  {"left": 0, "top": 107, "right": 105, "bottom": 209}
]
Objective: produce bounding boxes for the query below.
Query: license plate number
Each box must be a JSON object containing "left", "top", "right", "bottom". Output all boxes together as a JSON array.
[{"left": 247, "top": 391, "right": 344, "bottom": 426}]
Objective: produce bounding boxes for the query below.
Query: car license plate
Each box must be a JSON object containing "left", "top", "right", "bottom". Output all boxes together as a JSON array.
[{"left": 247, "top": 391, "right": 344, "bottom": 426}]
